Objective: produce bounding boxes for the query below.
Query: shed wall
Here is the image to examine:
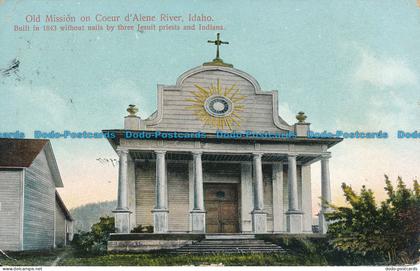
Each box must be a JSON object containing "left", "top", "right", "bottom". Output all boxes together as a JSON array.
[{"left": 0, "top": 170, "right": 23, "bottom": 251}]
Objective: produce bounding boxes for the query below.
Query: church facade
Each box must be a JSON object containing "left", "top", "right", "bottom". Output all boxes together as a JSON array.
[{"left": 104, "top": 35, "right": 341, "bottom": 239}]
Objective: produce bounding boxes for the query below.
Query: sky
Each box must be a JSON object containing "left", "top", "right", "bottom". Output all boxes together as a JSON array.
[{"left": 0, "top": 0, "right": 419, "bottom": 215}]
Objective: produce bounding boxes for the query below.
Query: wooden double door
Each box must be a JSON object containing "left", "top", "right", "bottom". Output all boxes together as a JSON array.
[{"left": 204, "top": 183, "right": 239, "bottom": 233}]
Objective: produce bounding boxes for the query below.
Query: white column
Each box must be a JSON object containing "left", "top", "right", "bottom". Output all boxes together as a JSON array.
[
  {"left": 127, "top": 155, "right": 137, "bottom": 230},
  {"left": 288, "top": 155, "right": 298, "bottom": 211},
  {"left": 193, "top": 152, "right": 204, "bottom": 210},
  {"left": 286, "top": 154, "right": 303, "bottom": 233},
  {"left": 190, "top": 151, "right": 206, "bottom": 232},
  {"left": 252, "top": 153, "right": 267, "bottom": 233},
  {"left": 272, "top": 163, "right": 284, "bottom": 232},
  {"left": 301, "top": 165, "right": 313, "bottom": 233},
  {"left": 188, "top": 161, "right": 194, "bottom": 232},
  {"left": 319, "top": 154, "right": 332, "bottom": 234},
  {"left": 152, "top": 150, "right": 168, "bottom": 233},
  {"left": 117, "top": 149, "right": 128, "bottom": 210},
  {"left": 113, "top": 149, "right": 131, "bottom": 233},
  {"left": 254, "top": 153, "right": 264, "bottom": 210}
]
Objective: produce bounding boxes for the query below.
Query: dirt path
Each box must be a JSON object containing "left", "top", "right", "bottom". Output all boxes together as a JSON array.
[{"left": 51, "top": 250, "right": 69, "bottom": 266}]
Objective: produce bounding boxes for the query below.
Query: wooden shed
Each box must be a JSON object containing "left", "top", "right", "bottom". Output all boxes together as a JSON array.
[{"left": 0, "top": 138, "right": 73, "bottom": 251}]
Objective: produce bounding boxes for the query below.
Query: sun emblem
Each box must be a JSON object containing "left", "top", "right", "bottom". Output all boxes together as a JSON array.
[{"left": 185, "top": 79, "right": 246, "bottom": 130}]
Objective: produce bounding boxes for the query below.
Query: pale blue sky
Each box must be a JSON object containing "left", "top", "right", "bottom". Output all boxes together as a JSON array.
[{"left": 0, "top": 0, "right": 419, "bottom": 209}]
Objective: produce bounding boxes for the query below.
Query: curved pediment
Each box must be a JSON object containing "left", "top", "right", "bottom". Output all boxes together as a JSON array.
[{"left": 145, "top": 65, "right": 292, "bottom": 133}]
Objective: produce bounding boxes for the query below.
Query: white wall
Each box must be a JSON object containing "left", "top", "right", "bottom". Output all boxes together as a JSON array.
[
  {"left": 23, "top": 149, "right": 56, "bottom": 250},
  {"left": 0, "top": 169, "right": 23, "bottom": 251}
]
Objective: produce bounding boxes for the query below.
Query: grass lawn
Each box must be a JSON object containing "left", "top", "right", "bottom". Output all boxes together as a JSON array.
[
  {"left": 1, "top": 249, "right": 328, "bottom": 266},
  {"left": 61, "top": 252, "right": 327, "bottom": 266},
  {"left": 0, "top": 249, "right": 63, "bottom": 266}
]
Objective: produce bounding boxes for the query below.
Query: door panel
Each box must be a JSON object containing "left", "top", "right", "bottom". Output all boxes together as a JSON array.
[
  {"left": 205, "top": 201, "right": 219, "bottom": 233},
  {"left": 204, "top": 183, "right": 239, "bottom": 233}
]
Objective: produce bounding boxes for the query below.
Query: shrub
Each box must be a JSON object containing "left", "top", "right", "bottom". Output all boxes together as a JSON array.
[
  {"left": 327, "top": 176, "right": 420, "bottom": 265},
  {"left": 72, "top": 216, "right": 115, "bottom": 255},
  {"left": 130, "top": 224, "right": 154, "bottom": 233}
]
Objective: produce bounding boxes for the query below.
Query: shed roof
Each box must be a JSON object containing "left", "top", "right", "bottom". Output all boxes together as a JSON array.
[
  {"left": 0, "top": 138, "right": 48, "bottom": 167},
  {"left": 0, "top": 138, "right": 63, "bottom": 187}
]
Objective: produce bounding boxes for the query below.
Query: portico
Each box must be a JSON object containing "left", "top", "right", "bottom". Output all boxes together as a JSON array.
[{"left": 107, "top": 135, "right": 339, "bottom": 235}]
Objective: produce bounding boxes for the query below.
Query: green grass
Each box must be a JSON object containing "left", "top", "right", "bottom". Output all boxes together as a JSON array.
[
  {"left": 1, "top": 249, "right": 327, "bottom": 266},
  {"left": 60, "top": 252, "right": 327, "bottom": 266},
  {"left": 0, "top": 249, "right": 62, "bottom": 266}
]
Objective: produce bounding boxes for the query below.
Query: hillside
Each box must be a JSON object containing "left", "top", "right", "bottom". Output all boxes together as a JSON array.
[{"left": 70, "top": 200, "right": 116, "bottom": 232}]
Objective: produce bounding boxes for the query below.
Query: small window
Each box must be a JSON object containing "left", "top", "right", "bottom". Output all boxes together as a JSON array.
[{"left": 216, "top": 191, "right": 225, "bottom": 199}]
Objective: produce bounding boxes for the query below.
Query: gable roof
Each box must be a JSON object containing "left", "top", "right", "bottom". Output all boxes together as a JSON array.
[
  {"left": 0, "top": 138, "right": 63, "bottom": 187},
  {"left": 0, "top": 138, "right": 48, "bottom": 167}
]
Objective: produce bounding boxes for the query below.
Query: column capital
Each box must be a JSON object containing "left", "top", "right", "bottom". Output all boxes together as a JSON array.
[
  {"left": 287, "top": 153, "right": 298, "bottom": 158},
  {"left": 192, "top": 150, "right": 203, "bottom": 156},
  {"left": 116, "top": 148, "right": 129, "bottom": 156},
  {"left": 321, "top": 153, "right": 331, "bottom": 160},
  {"left": 155, "top": 150, "right": 167, "bottom": 155},
  {"left": 252, "top": 152, "right": 263, "bottom": 159}
]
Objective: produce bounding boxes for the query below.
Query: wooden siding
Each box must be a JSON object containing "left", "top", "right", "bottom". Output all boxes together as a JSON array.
[
  {"left": 55, "top": 201, "right": 66, "bottom": 247},
  {"left": 135, "top": 162, "right": 190, "bottom": 232},
  {"left": 240, "top": 163, "right": 253, "bottom": 232},
  {"left": 133, "top": 161, "right": 312, "bottom": 233},
  {"left": 135, "top": 161, "right": 243, "bottom": 232},
  {"left": 272, "top": 163, "right": 284, "bottom": 232},
  {"left": 167, "top": 163, "right": 189, "bottom": 232},
  {"left": 263, "top": 165, "right": 273, "bottom": 232},
  {"left": 149, "top": 70, "right": 288, "bottom": 133},
  {"left": 297, "top": 166, "right": 303, "bottom": 211},
  {"left": 0, "top": 170, "right": 23, "bottom": 251},
  {"left": 301, "top": 165, "right": 313, "bottom": 232},
  {"left": 203, "top": 163, "right": 241, "bottom": 183},
  {"left": 135, "top": 162, "right": 155, "bottom": 228},
  {"left": 127, "top": 159, "right": 137, "bottom": 230},
  {"left": 23, "top": 149, "right": 55, "bottom": 250}
]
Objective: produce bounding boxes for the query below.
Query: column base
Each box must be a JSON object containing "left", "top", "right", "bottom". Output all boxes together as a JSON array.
[
  {"left": 286, "top": 210, "right": 303, "bottom": 233},
  {"left": 113, "top": 209, "right": 132, "bottom": 233},
  {"left": 251, "top": 210, "right": 267, "bottom": 233},
  {"left": 318, "top": 210, "right": 329, "bottom": 234},
  {"left": 190, "top": 209, "right": 206, "bottom": 233},
  {"left": 152, "top": 209, "right": 169, "bottom": 233}
]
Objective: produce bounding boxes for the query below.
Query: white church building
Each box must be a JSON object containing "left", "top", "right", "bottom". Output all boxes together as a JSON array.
[{"left": 104, "top": 34, "right": 341, "bottom": 251}]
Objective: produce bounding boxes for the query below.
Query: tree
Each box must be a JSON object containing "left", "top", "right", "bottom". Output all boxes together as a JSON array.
[
  {"left": 326, "top": 175, "right": 420, "bottom": 265},
  {"left": 72, "top": 216, "right": 115, "bottom": 255}
]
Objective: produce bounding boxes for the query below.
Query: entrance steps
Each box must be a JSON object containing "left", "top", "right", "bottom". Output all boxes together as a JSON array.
[
  {"left": 205, "top": 234, "right": 255, "bottom": 240},
  {"left": 173, "top": 234, "right": 285, "bottom": 254}
]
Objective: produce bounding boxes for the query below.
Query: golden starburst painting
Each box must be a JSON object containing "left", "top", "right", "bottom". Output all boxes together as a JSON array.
[{"left": 185, "top": 79, "right": 246, "bottom": 130}]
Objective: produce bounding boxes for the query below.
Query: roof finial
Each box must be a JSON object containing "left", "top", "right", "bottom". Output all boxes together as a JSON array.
[
  {"left": 296, "top": 111, "right": 307, "bottom": 123},
  {"left": 127, "top": 104, "right": 139, "bottom": 116},
  {"left": 203, "top": 33, "right": 233, "bottom": 68}
]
